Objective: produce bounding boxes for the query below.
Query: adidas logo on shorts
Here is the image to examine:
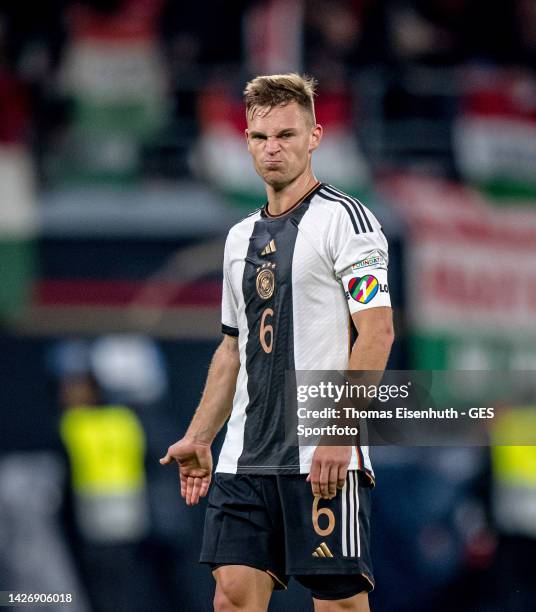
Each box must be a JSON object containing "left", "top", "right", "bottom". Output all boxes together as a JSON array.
[{"left": 312, "top": 542, "right": 334, "bottom": 558}]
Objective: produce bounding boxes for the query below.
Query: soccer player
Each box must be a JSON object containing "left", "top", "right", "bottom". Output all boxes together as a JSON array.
[{"left": 160, "top": 74, "right": 394, "bottom": 611}]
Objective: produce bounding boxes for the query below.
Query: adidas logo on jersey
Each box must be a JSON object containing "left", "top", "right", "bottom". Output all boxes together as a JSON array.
[
  {"left": 312, "top": 542, "right": 334, "bottom": 558},
  {"left": 260, "top": 240, "right": 276, "bottom": 256}
]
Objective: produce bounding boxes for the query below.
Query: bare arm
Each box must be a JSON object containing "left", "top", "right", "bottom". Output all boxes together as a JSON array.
[
  {"left": 185, "top": 334, "right": 240, "bottom": 443},
  {"left": 349, "top": 306, "right": 394, "bottom": 371},
  {"left": 307, "top": 306, "right": 394, "bottom": 499},
  {"left": 160, "top": 334, "right": 240, "bottom": 505}
]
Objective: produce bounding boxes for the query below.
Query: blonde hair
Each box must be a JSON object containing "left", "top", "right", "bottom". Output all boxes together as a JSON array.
[{"left": 243, "top": 73, "right": 317, "bottom": 124}]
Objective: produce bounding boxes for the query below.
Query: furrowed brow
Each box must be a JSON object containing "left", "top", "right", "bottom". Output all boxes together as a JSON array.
[
  {"left": 277, "top": 128, "right": 296, "bottom": 136},
  {"left": 248, "top": 128, "right": 297, "bottom": 138}
]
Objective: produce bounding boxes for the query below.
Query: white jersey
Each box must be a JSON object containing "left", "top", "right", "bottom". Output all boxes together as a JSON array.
[{"left": 216, "top": 183, "right": 391, "bottom": 481}]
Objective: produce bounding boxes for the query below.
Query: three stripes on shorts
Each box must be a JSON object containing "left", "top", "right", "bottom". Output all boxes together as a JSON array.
[{"left": 341, "top": 471, "right": 361, "bottom": 558}]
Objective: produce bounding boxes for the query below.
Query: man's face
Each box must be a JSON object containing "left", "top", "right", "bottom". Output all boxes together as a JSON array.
[{"left": 245, "top": 102, "right": 322, "bottom": 190}]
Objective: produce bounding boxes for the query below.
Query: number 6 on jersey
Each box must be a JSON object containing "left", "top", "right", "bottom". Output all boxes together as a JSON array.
[{"left": 260, "top": 308, "right": 274, "bottom": 353}]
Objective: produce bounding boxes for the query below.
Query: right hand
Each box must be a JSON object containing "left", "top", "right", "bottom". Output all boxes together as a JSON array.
[
  {"left": 160, "top": 437, "right": 213, "bottom": 506},
  {"left": 306, "top": 444, "right": 351, "bottom": 500}
]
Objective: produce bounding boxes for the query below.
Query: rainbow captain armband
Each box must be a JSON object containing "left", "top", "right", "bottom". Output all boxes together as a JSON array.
[{"left": 342, "top": 268, "right": 391, "bottom": 313}]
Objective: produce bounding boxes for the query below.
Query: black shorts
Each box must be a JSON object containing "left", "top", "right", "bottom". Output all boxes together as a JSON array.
[{"left": 200, "top": 471, "right": 374, "bottom": 601}]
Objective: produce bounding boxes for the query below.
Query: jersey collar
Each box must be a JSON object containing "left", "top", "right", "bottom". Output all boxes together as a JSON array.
[{"left": 261, "top": 181, "right": 323, "bottom": 219}]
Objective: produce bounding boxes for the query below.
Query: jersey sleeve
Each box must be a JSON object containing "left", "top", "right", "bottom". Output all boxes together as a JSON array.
[
  {"left": 329, "top": 202, "right": 391, "bottom": 314},
  {"left": 221, "top": 235, "right": 239, "bottom": 336}
]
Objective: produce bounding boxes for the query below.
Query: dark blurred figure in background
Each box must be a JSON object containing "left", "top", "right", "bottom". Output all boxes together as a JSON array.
[
  {"left": 385, "top": 0, "right": 513, "bottom": 67},
  {"left": 53, "top": 339, "right": 155, "bottom": 612},
  {"left": 304, "top": 0, "right": 391, "bottom": 79},
  {"left": 0, "top": 0, "right": 68, "bottom": 182},
  {"left": 510, "top": 0, "right": 536, "bottom": 68},
  {"left": 49, "top": 336, "right": 216, "bottom": 611},
  {"left": 155, "top": 0, "right": 250, "bottom": 178}
]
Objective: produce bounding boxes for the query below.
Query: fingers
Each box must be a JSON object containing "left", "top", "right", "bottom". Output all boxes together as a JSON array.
[
  {"left": 190, "top": 476, "right": 204, "bottom": 505},
  {"left": 307, "top": 461, "right": 321, "bottom": 497},
  {"left": 180, "top": 472, "right": 187, "bottom": 498},
  {"left": 189, "top": 477, "right": 201, "bottom": 505},
  {"left": 319, "top": 464, "right": 338, "bottom": 500},
  {"left": 328, "top": 465, "right": 338, "bottom": 499},
  {"left": 309, "top": 461, "right": 337, "bottom": 500},
  {"left": 185, "top": 474, "right": 195, "bottom": 505},
  {"left": 337, "top": 465, "right": 348, "bottom": 491},
  {"left": 309, "top": 460, "right": 348, "bottom": 500},
  {"left": 184, "top": 475, "right": 211, "bottom": 505},
  {"left": 319, "top": 463, "right": 330, "bottom": 499},
  {"left": 199, "top": 476, "right": 211, "bottom": 499},
  {"left": 180, "top": 473, "right": 210, "bottom": 505},
  {"left": 159, "top": 452, "right": 171, "bottom": 465},
  {"left": 160, "top": 444, "right": 177, "bottom": 465}
]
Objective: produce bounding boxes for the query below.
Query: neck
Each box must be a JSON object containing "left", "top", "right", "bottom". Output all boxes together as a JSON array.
[{"left": 265, "top": 169, "right": 319, "bottom": 216}]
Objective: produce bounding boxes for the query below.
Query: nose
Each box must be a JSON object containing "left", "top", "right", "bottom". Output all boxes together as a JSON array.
[{"left": 265, "top": 137, "right": 281, "bottom": 155}]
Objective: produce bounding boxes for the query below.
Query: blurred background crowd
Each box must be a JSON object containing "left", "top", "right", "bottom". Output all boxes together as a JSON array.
[{"left": 1, "top": 1, "right": 536, "bottom": 610}]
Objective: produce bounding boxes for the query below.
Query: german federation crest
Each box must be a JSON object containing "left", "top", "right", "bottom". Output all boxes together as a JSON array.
[
  {"left": 348, "top": 274, "right": 378, "bottom": 304},
  {"left": 256, "top": 263, "right": 276, "bottom": 299}
]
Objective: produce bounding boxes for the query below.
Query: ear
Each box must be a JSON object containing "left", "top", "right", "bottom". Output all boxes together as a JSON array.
[
  {"left": 245, "top": 128, "right": 251, "bottom": 152},
  {"left": 309, "top": 123, "right": 323, "bottom": 153}
]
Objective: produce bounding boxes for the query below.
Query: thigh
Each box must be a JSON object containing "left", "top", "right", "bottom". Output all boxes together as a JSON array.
[{"left": 277, "top": 471, "right": 374, "bottom": 599}]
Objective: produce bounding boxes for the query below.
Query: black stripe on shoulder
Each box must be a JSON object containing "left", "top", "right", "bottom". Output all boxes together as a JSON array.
[
  {"left": 222, "top": 324, "right": 239, "bottom": 337},
  {"left": 324, "top": 185, "right": 374, "bottom": 233},
  {"left": 352, "top": 198, "right": 374, "bottom": 233},
  {"left": 323, "top": 185, "right": 367, "bottom": 233},
  {"left": 318, "top": 188, "right": 360, "bottom": 234}
]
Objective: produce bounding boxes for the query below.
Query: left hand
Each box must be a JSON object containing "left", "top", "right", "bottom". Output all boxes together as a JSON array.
[{"left": 306, "top": 445, "right": 352, "bottom": 500}]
